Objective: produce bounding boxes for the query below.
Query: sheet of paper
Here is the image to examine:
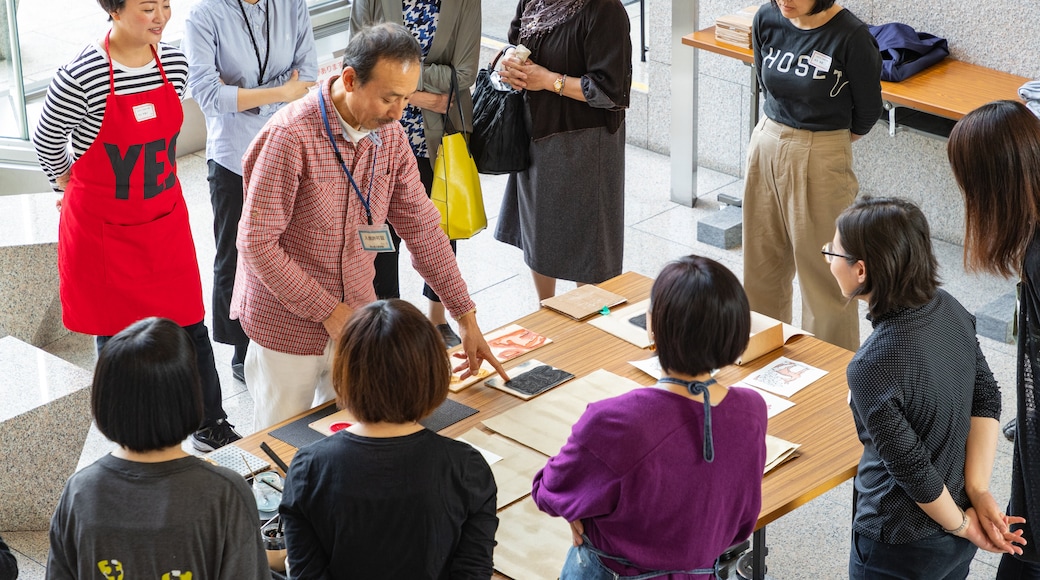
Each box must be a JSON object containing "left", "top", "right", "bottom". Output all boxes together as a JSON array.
[
  {"left": 484, "top": 324, "right": 552, "bottom": 362},
  {"left": 734, "top": 384, "right": 796, "bottom": 419},
  {"left": 482, "top": 369, "right": 642, "bottom": 457},
  {"left": 457, "top": 437, "right": 504, "bottom": 466},
  {"left": 493, "top": 498, "right": 572, "bottom": 580},
  {"left": 781, "top": 323, "right": 812, "bottom": 343},
  {"left": 764, "top": 434, "right": 801, "bottom": 474},
  {"left": 587, "top": 299, "right": 653, "bottom": 348},
  {"left": 628, "top": 355, "right": 662, "bottom": 379},
  {"left": 742, "top": 356, "right": 827, "bottom": 398},
  {"left": 457, "top": 429, "right": 548, "bottom": 510}
]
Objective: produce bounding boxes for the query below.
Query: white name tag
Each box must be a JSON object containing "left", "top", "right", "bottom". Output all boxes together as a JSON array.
[
  {"left": 132, "top": 103, "right": 157, "bottom": 122},
  {"left": 357, "top": 224, "right": 396, "bottom": 253},
  {"left": 808, "top": 50, "right": 833, "bottom": 73}
]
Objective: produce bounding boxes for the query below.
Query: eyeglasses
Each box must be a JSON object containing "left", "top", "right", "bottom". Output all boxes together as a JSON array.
[{"left": 821, "top": 242, "right": 856, "bottom": 264}]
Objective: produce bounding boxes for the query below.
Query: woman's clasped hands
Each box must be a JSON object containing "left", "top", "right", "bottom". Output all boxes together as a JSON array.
[{"left": 498, "top": 49, "right": 557, "bottom": 93}]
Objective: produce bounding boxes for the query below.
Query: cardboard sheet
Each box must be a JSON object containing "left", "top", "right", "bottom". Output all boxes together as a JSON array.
[
  {"left": 540, "top": 285, "right": 627, "bottom": 320},
  {"left": 457, "top": 429, "right": 549, "bottom": 509},
  {"left": 493, "top": 498, "right": 573, "bottom": 580},
  {"left": 587, "top": 299, "right": 654, "bottom": 348},
  {"left": 481, "top": 369, "right": 643, "bottom": 457}
]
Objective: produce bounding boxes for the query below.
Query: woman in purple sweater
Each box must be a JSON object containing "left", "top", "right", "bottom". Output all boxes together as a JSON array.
[{"left": 532, "top": 255, "right": 769, "bottom": 579}]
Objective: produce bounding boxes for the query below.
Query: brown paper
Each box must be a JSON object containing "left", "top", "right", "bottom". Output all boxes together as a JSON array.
[
  {"left": 482, "top": 369, "right": 642, "bottom": 457},
  {"left": 493, "top": 498, "right": 573, "bottom": 580},
  {"left": 457, "top": 429, "right": 548, "bottom": 509}
]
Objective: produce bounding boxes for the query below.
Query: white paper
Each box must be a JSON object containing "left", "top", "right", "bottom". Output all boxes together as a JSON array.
[
  {"left": 734, "top": 383, "right": 796, "bottom": 419},
  {"left": 628, "top": 356, "right": 662, "bottom": 379},
  {"left": 457, "top": 438, "right": 504, "bottom": 466},
  {"left": 587, "top": 299, "right": 653, "bottom": 348},
  {"left": 742, "top": 356, "right": 827, "bottom": 398}
]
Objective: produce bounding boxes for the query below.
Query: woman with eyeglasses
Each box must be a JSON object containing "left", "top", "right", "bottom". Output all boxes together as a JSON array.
[
  {"left": 947, "top": 99, "right": 1040, "bottom": 579},
  {"left": 828, "top": 197, "right": 1022, "bottom": 579}
]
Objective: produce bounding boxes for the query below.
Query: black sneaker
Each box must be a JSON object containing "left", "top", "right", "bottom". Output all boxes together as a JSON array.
[
  {"left": 436, "top": 323, "right": 462, "bottom": 348},
  {"left": 190, "top": 419, "right": 242, "bottom": 453},
  {"left": 231, "top": 362, "right": 245, "bottom": 383}
]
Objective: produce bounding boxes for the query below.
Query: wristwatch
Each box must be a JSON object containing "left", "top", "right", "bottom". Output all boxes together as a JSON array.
[{"left": 553, "top": 75, "right": 566, "bottom": 96}]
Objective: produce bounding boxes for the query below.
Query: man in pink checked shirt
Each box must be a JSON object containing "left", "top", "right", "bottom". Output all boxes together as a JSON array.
[{"left": 232, "top": 23, "right": 506, "bottom": 430}]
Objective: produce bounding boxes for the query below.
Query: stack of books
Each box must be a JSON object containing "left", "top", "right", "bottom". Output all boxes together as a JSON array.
[{"left": 715, "top": 5, "right": 759, "bottom": 48}]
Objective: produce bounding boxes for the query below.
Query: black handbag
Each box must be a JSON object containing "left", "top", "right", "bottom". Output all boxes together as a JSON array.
[{"left": 470, "top": 49, "right": 530, "bottom": 175}]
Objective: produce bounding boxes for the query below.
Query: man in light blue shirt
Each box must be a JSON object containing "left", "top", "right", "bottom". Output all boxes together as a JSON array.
[{"left": 184, "top": 0, "right": 318, "bottom": 385}]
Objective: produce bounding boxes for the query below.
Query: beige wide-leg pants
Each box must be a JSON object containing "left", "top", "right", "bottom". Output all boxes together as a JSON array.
[{"left": 742, "top": 117, "right": 860, "bottom": 351}]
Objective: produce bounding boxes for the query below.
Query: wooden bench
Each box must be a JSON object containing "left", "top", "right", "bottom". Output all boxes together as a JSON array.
[{"left": 683, "top": 26, "right": 1030, "bottom": 136}]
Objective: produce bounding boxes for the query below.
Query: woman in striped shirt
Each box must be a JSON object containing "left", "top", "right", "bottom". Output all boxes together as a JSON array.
[{"left": 32, "top": 0, "right": 240, "bottom": 452}]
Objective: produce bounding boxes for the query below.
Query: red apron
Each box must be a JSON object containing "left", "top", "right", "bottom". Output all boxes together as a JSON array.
[{"left": 58, "top": 35, "right": 204, "bottom": 336}]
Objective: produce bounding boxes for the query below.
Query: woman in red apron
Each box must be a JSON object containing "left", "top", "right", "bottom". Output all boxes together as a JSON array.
[{"left": 32, "top": 0, "right": 240, "bottom": 452}]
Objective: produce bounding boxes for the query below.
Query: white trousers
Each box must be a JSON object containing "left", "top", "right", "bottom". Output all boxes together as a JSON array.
[{"left": 245, "top": 341, "right": 337, "bottom": 431}]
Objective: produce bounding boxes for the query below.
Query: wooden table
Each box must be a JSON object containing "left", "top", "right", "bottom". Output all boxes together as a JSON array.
[
  {"left": 238, "top": 272, "right": 862, "bottom": 579},
  {"left": 682, "top": 26, "right": 1029, "bottom": 138}
]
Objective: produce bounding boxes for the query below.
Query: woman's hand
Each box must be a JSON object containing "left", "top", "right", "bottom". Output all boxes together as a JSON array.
[
  {"left": 569, "top": 520, "right": 585, "bottom": 546},
  {"left": 279, "top": 70, "right": 316, "bottom": 103},
  {"left": 968, "top": 491, "right": 1027, "bottom": 554},
  {"left": 958, "top": 507, "right": 1026, "bottom": 554},
  {"left": 409, "top": 91, "right": 450, "bottom": 115},
  {"left": 499, "top": 55, "right": 557, "bottom": 93}
]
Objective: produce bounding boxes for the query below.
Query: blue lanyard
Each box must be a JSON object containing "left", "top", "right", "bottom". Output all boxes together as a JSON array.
[{"left": 319, "top": 89, "right": 378, "bottom": 225}]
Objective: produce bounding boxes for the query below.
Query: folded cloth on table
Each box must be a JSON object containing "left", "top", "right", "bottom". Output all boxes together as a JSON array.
[{"left": 1019, "top": 80, "right": 1040, "bottom": 118}]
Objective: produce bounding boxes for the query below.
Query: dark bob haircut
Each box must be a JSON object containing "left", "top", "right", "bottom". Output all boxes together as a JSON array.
[
  {"left": 650, "top": 255, "right": 751, "bottom": 377},
  {"left": 97, "top": 0, "right": 125, "bottom": 20},
  {"left": 836, "top": 197, "right": 940, "bottom": 318},
  {"left": 770, "top": 0, "right": 835, "bottom": 16},
  {"left": 92, "top": 318, "right": 203, "bottom": 452},
  {"left": 333, "top": 299, "right": 450, "bottom": 424},
  {"left": 948, "top": 100, "right": 1040, "bottom": 279},
  {"left": 341, "top": 23, "right": 422, "bottom": 85}
]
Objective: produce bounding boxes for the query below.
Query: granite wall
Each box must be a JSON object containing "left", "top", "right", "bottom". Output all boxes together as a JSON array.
[{"left": 648, "top": 0, "right": 1040, "bottom": 243}]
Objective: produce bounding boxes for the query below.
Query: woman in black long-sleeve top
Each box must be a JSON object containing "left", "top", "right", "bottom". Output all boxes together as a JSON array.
[{"left": 827, "top": 197, "right": 1021, "bottom": 579}]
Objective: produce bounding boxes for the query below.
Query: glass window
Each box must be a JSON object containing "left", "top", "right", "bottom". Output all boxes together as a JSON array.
[{"left": 0, "top": 0, "right": 348, "bottom": 142}]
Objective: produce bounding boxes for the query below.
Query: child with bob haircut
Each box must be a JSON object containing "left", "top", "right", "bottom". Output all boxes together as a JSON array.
[
  {"left": 532, "top": 255, "right": 768, "bottom": 579},
  {"left": 279, "top": 299, "right": 498, "bottom": 578},
  {"left": 46, "top": 317, "right": 268, "bottom": 580}
]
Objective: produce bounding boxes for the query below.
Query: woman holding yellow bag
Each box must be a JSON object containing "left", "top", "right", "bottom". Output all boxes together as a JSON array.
[{"left": 351, "top": 0, "right": 482, "bottom": 348}]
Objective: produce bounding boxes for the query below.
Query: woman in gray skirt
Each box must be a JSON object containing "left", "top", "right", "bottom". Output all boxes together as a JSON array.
[{"left": 496, "top": 0, "right": 632, "bottom": 300}]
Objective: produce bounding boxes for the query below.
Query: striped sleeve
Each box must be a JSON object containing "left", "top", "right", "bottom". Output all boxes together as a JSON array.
[{"left": 31, "top": 43, "right": 188, "bottom": 190}]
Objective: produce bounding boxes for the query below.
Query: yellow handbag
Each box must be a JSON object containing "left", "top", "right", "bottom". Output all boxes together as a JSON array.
[{"left": 431, "top": 69, "right": 487, "bottom": 240}]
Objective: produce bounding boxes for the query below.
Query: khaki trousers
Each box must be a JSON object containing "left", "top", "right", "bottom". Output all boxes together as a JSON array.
[{"left": 742, "top": 117, "right": 860, "bottom": 351}]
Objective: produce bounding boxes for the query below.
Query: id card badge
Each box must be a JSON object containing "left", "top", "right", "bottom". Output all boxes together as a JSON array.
[
  {"left": 808, "top": 50, "right": 833, "bottom": 73},
  {"left": 358, "top": 224, "right": 396, "bottom": 253}
]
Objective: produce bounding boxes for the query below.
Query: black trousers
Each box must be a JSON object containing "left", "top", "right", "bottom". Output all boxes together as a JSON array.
[
  {"left": 96, "top": 321, "right": 227, "bottom": 426},
  {"left": 207, "top": 160, "right": 250, "bottom": 349},
  {"left": 372, "top": 155, "right": 457, "bottom": 301}
]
